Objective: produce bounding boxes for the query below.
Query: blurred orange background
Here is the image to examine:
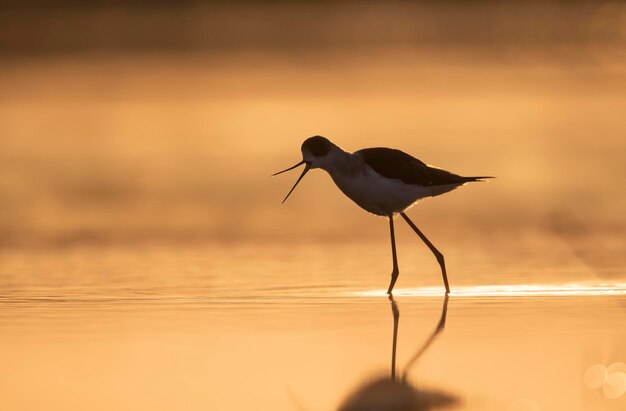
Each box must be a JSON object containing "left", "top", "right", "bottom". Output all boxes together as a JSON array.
[{"left": 1, "top": 0, "right": 624, "bottom": 250}]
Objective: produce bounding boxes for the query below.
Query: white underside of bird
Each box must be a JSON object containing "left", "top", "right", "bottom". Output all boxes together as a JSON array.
[{"left": 324, "top": 152, "right": 463, "bottom": 216}]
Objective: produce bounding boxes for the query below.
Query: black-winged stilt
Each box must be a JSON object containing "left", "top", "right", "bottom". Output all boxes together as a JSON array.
[{"left": 272, "top": 135, "right": 493, "bottom": 294}]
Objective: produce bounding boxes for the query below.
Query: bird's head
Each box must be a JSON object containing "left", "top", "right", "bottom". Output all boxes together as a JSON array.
[
  {"left": 271, "top": 135, "right": 341, "bottom": 203},
  {"left": 300, "top": 135, "right": 337, "bottom": 169}
]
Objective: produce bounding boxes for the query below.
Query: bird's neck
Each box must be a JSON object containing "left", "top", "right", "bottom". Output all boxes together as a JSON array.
[{"left": 321, "top": 150, "right": 362, "bottom": 177}]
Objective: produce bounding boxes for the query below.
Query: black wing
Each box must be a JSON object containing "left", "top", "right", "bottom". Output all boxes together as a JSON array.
[{"left": 356, "top": 147, "right": 481, "bottom": 186}]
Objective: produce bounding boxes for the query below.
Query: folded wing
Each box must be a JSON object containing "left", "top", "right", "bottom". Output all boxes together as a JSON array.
[{"left": 357, "top": 147, "right": 488, "bottom": 186}]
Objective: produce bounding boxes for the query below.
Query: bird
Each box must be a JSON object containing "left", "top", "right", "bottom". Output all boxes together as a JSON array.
[{"left": 272, "top": 135, "right": 493, "bottom": 294}]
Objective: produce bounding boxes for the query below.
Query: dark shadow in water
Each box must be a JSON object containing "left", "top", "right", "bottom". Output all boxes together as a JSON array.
[{"left": 338, "top": 295, "right": 459, "bottom": 411}]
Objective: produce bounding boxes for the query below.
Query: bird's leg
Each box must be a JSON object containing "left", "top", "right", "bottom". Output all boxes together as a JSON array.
[
  {"left": 400, "top": 212, "right": 450, "bottom": 294},
  {"left": 387, "top": 215, "right": 400, "bottom": 295}
]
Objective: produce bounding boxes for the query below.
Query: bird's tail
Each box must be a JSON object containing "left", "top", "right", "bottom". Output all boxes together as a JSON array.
[{"left": 464, "top": 176, "right": 495, "bottom": 182}]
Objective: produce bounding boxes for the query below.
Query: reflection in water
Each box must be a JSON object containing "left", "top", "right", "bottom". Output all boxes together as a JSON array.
[{"left": 338, "top": 296, "right": 458, "bottom": 411}]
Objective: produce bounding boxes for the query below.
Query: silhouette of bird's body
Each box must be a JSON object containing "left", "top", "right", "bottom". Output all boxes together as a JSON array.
[
  {"left": 326, "top": 146, "right": 488, "bottom": 217},
  {"left": 273, "top": 135, "right": 493, "bottom": 294}
]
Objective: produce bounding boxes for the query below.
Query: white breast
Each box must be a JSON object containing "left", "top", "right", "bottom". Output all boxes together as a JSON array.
[{"left": 328, "top": 165, "right": 433, "bottom": 216}]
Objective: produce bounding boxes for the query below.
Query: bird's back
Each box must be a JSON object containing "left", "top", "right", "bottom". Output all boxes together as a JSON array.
[{"left": 356, "top": 147, "right": 487, "bottom": 187}]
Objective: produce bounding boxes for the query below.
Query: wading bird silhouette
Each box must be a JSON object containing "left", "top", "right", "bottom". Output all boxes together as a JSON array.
[{"left": 272, "top": 136, "right": 493, "bottom": 294}]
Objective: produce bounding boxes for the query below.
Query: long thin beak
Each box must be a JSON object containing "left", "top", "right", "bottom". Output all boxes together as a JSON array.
[
  {"left": 271, "top": 160, "right": 306, "bottom": 177},
  {"left": 271, "top": 160, "right": 311, "bottom": 203}
]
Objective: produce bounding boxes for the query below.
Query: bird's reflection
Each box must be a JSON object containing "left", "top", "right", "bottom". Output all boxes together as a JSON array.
[{"left": 338, "top": 295, "right": 458, "bottom": 411}]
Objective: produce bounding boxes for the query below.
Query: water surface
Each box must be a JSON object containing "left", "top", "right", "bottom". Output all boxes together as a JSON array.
[{"left": 1, "top": 244, "right": 624, "bottom": 410}]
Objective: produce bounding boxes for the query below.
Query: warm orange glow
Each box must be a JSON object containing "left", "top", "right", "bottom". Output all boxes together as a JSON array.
[{"left": 1, "top": 1, "right": 625, "bottom": 410}]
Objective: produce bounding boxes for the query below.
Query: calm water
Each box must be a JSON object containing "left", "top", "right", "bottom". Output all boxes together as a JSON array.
[{"left": 1, "top": 243, "right": 624, "bottom": 410}]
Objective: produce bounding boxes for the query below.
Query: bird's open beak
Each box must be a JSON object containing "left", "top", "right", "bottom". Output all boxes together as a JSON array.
[{"left": 271, "top": 160, "right": 311, "bottom": 203}]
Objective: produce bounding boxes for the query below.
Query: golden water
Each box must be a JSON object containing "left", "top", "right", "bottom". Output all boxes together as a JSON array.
[{"left": 1, "top": 243, "right": 625, "bottom": 410}]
